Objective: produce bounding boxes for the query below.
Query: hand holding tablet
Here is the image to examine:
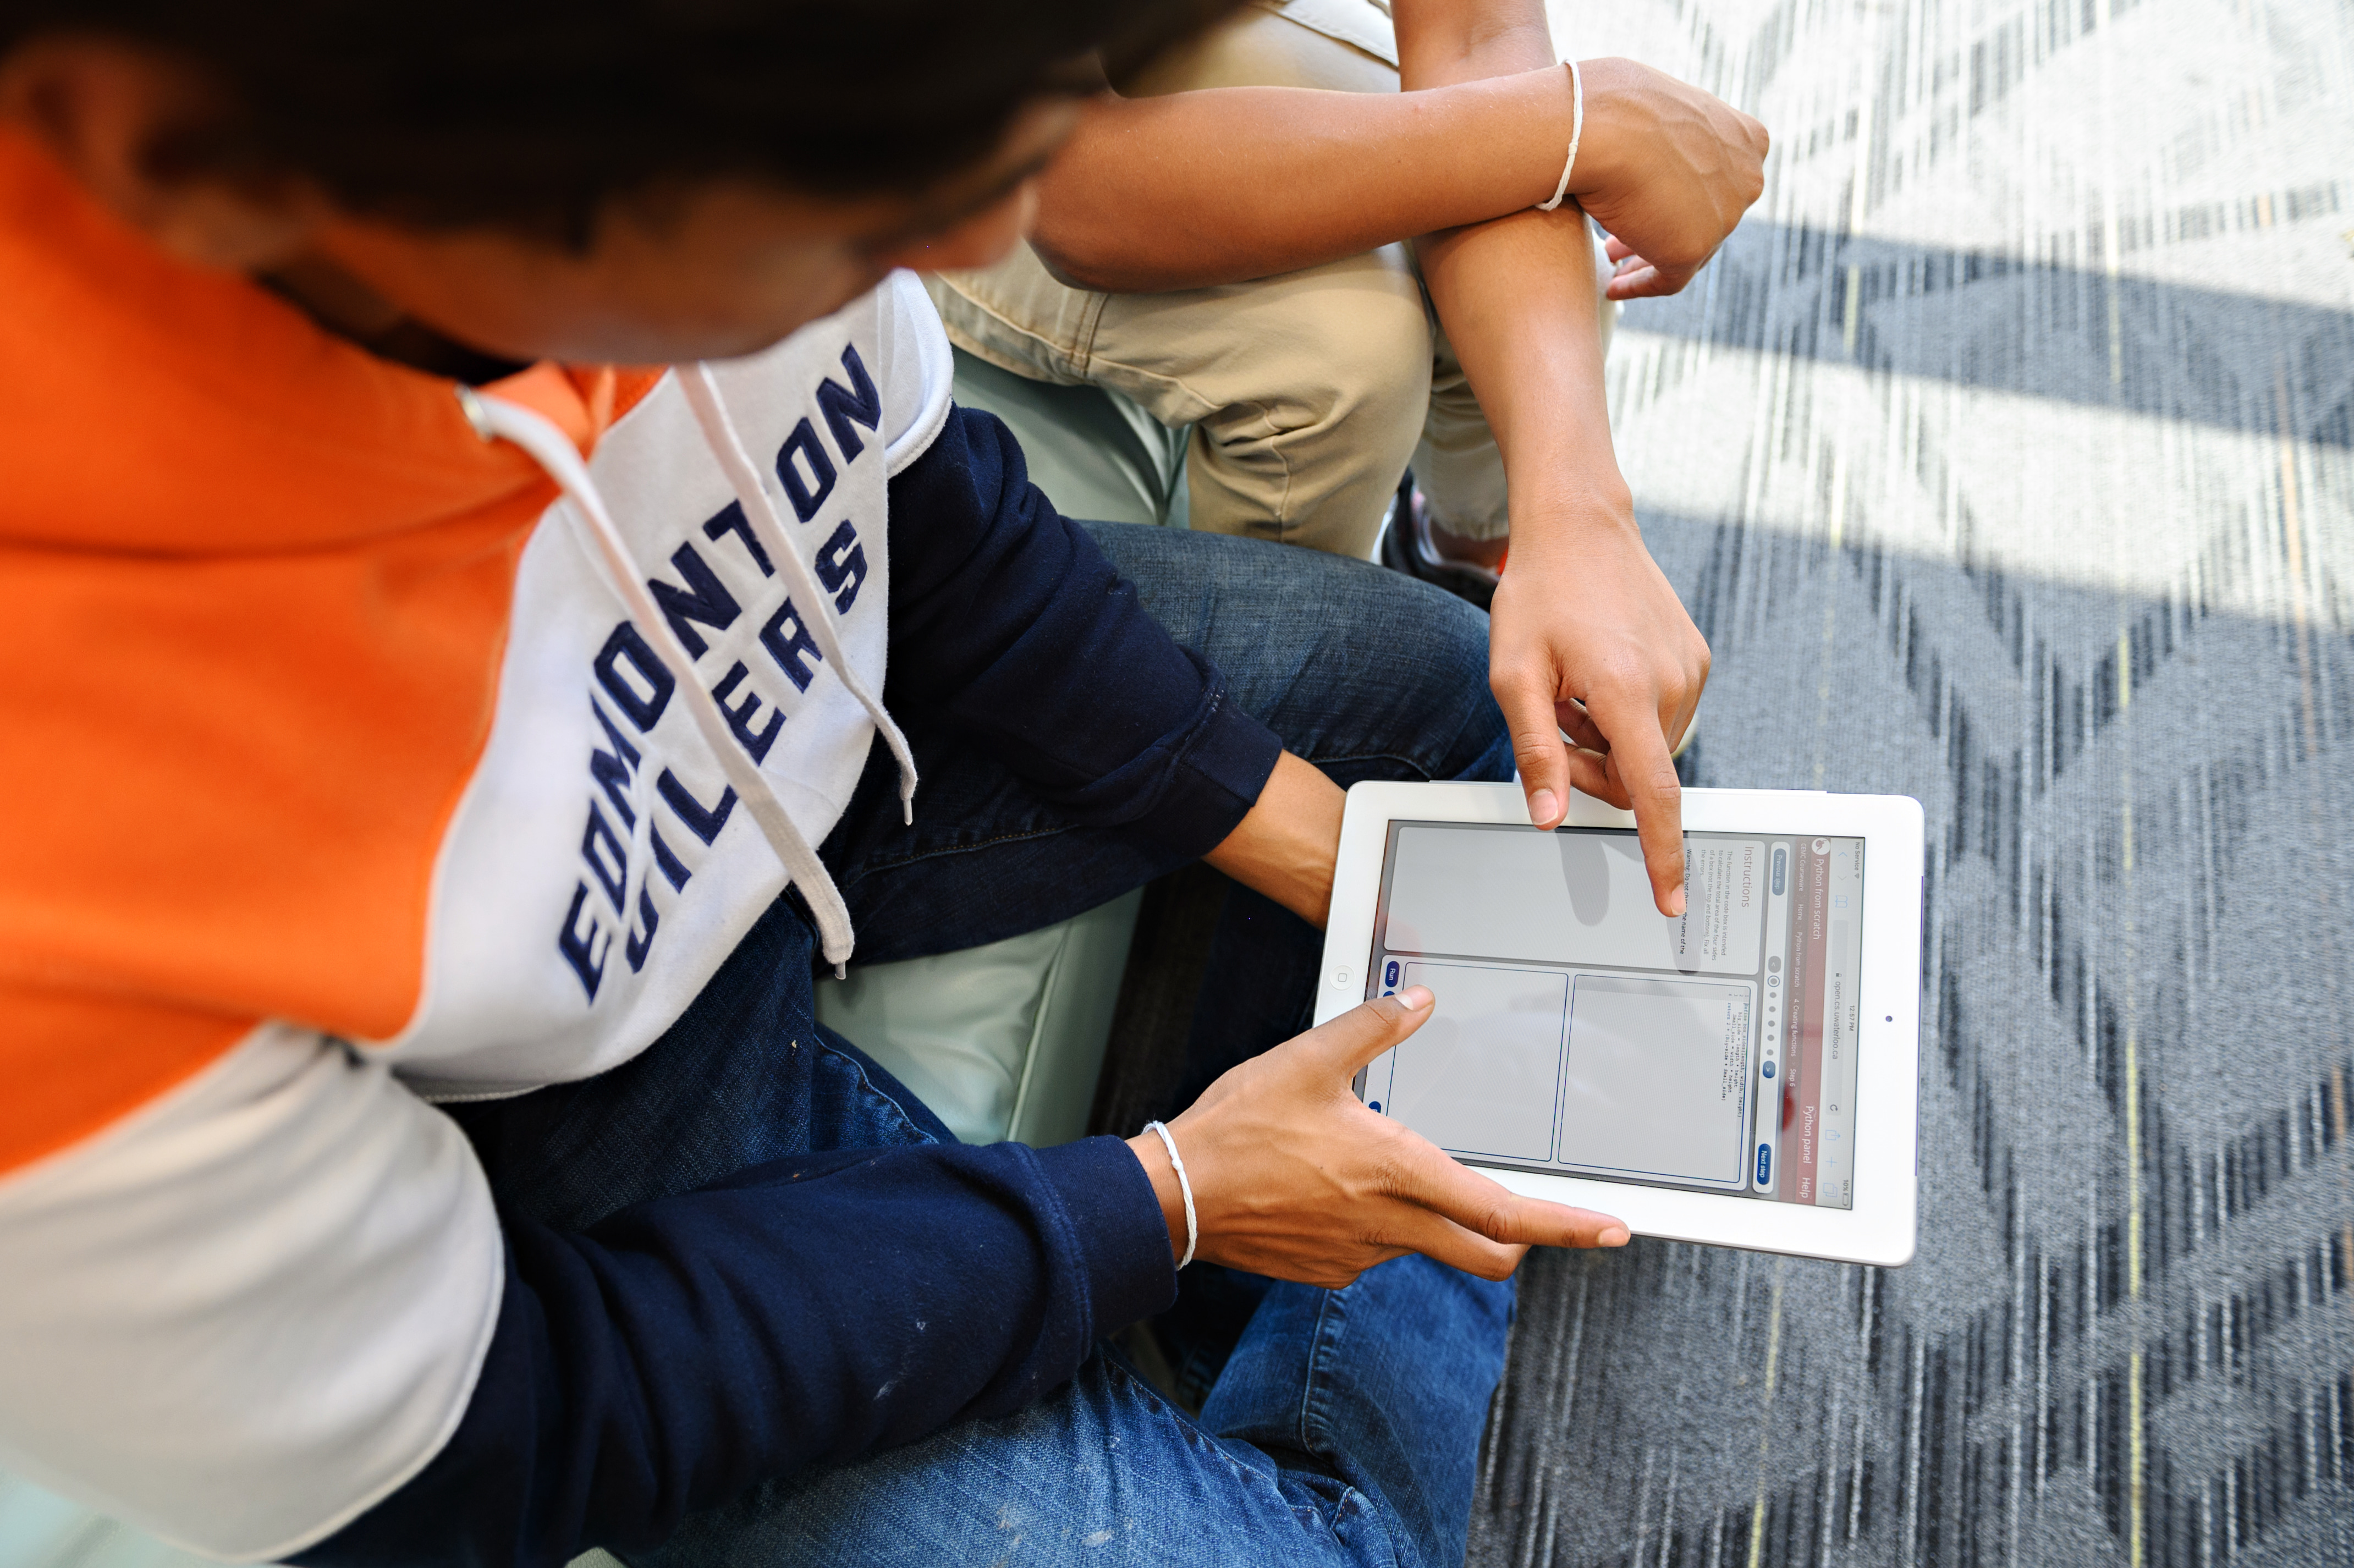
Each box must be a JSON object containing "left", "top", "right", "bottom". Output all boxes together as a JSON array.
[{"left": 1125, "top": 989, "right": 1632, "bottom": 1288}]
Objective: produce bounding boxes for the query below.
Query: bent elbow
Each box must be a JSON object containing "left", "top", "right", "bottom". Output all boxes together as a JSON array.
[{"left": 1025, "top": 224, "right": 1129, "bottom": 293}]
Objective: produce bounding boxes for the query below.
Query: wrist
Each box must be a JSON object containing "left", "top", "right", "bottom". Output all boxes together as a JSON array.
[
  {"left": 1559, "top": 57, "right": 1642, "bottom": 201},
  {"left": 1125, "top": 1132, "right": 1188, "bottom": 1266},
  {"left": 1443, "top": 65, "right": 1602, "bottom": 211},
  {"left": 1500, "top": 492, "right": 1644, "bottom": 574},
  {"left": 1502, "top": 472, "right": 1636, "bottom": 538}
]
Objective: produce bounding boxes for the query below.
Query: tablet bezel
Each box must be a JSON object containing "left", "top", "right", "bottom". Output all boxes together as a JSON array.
[{"left": 1316, "top": 782, "right": 1923, "bottom": 1267}]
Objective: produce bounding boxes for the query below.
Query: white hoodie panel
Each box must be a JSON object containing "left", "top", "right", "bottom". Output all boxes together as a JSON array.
[
  {"left": 0, "top": 1027, "right": 502, "bottom": 1560},
  {"left": 390, "top": 273, "right": 949, "bottom": 1093}
]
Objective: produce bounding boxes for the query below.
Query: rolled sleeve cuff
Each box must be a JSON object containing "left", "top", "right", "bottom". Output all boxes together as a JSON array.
[
  {"left": 1032, "top": 653, "right": 1282, "bottom": 860},
  {"left": 1146, "top": 674, "right": 1284, "bottom": 859}
]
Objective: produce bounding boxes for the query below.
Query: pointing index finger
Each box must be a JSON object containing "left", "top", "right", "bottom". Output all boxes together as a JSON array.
[
  {"left": 1391, "top": 1134, "right": 1631, "bottom": 1250},
  {"left": 1598, "top": 703, "right": 1687, "bottom": 916}
]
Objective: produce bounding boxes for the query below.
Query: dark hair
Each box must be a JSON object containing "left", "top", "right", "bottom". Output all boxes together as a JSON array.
[{"left": 0, "top": 0, "right": 1237, "bottom": 233}]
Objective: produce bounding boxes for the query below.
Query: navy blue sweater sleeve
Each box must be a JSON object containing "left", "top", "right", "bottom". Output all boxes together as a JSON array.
[
  {"left": 884, "top": 405, "right": 1284, "bottom": 855},
  {"left": 298, "top": 1136, "right": 1173, "bottom": 1568}
]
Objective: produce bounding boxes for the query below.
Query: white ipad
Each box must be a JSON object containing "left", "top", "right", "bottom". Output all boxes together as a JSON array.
[{"left": 1316, "top": 782, "right": 1923, "bottom": 1266}]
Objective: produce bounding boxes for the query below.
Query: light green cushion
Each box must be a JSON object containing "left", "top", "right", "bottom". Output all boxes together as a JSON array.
[
  {"left": 0, "top": 1476, "right": 212, "bottom": 1568},
  {"left": 815, "top": 890, "right": 1141, "bottom": 1147},
  {"left": 948, "top": 349, "right": 1188, "bottom": 530}
]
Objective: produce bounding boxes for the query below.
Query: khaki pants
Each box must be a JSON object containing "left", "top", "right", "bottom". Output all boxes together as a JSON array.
[{"left": 926, "top": 0, "right": 1613, "bottom": 557}]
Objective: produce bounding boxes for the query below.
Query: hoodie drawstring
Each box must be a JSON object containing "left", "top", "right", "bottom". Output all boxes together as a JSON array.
[
  {"left": 677, "top": 366, "right": 919, "bottom": 824},
  {"left": 458, "top": 383, "right": 865, "bottom": 976}
]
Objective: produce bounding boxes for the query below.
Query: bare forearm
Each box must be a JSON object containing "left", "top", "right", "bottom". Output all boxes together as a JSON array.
[
  {"left": 1399, "top": 1, "right": 1628, "bottom": 529},
  {"left": 1416, "top": 211, "right": 1626, "bottom": 525},
  {"left": 1200, "top": 751, "right": 1343, "bottom": 928},
  {"left": 1030, "top": 71, "right": 1579, "bottom": 292},
  {"left": 1393, "top": 0, "right": 1555, "bottom": 83}
]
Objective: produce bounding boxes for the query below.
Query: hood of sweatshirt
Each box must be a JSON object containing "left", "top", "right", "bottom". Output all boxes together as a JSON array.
[
  {"left": 0, "top": 126, "right": 943, "bottom": 1169},
  {"left": 0, "top": 129, "right": 656, "bottom": 553}
]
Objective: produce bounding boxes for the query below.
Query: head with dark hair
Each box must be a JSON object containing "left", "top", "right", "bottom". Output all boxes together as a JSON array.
[
  {"left": 1, "top": 0, "right": 1230, "bottom": 234},
  {"left": 0, "top": 0, "right": 1235, "bottom": 364}
]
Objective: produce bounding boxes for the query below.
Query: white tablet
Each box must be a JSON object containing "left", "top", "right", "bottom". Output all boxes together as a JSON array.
[{"left": 1316, "top": 782, "right": 1923, "bottom": 1266}]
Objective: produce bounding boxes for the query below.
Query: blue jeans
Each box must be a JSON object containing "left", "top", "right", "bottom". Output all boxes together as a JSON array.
[{"left": 453, "top": 526, "right": 1517, "bottom": 1567}]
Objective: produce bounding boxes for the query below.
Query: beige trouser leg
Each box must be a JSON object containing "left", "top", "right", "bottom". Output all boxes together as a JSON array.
[
  {"left": 931, "top": 237, "right": 1431, "bottom": 556},
  {"left": 926, "top": 0, "right": 1611, "bottom": 557}
]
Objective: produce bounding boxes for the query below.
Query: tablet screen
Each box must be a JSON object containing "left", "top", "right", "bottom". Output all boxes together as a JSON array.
[{"left": 1356, "top": 824, "right": 1866, "bottom": 1208}]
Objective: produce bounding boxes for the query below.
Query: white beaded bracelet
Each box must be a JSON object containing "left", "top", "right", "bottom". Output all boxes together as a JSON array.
[
  {"left": 1535, "top": 59, "right": 1586, "bottom": 212},
  {"left": 1141, "top": 1119, "right": 1197, "bottom": 1269}
]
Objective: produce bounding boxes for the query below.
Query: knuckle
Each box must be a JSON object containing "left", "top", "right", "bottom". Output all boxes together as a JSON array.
[
  {"left": 1600, "top": 660, "right": 1660, "bottom": 702},
  {"left": 1470, "top": 1199, "right": 1517, "bottom": 1242},
  {"left": 1488, "top": 660, "right": 1551, "bottom": 702},
  {"left": 1376, "top": 1142, "right": 1439, "bottom": 1200},
  {"left": 1658, "top": 227, "right": 1710, "bottom": 266},
  {"left": 1510, "top": 732, "right": 1564, "bottom": 767},
  {"left": 1366, "top": 1150, "right": 1417, "bottom": 1198}
]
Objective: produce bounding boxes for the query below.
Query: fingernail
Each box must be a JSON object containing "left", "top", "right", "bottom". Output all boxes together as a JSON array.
[
  {"left": 1601, "top": 1226, "right": 1630, "bottom": 1247},
  {"left": 1398, "top": 985, "right": 1434, "bottom": 1011},
  {"left": 1667, "top": 887, "right": 1687, "bottom": 917},
  {"left": 1530, "top": 789, "right": 1559, "bottom": 826}
]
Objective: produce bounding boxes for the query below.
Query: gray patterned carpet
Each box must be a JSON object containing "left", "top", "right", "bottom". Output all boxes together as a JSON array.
[{"left": 1464, "top": 0, "right": 2354, "bottom": 1564}]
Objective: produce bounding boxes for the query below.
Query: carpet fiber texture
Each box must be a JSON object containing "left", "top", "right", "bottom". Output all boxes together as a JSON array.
[{"left": 1465, "top": 1, "right": 2353, "bottom": 1564}]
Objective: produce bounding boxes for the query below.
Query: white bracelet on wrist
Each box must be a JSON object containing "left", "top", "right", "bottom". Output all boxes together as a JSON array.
[
  {"left": 1535, "top": 59, "right": 1586, "bottom": 212},
  {"left": 1141, "top": 1119, "right": 1197, "bottom": 1269}
]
